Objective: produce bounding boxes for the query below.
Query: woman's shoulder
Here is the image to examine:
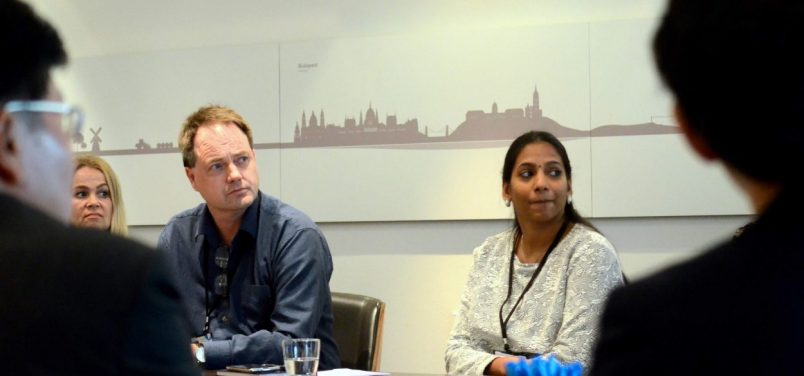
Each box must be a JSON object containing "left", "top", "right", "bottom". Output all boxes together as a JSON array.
[
  {"left": 566, "top": 223, "right": 617, "bottom": 258},
  {"left": 564, "top": 223, "right": 624, "bottom": 285},
  {"left": 472, "top": 228, "right": 514, "bottom": 258},
  {"left": 569, "top": 223, "right": 612, "bottom": 245}
]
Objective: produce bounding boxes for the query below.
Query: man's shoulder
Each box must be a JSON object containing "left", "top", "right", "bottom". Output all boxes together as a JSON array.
[
  {"left": 1, "top": 194, "right": 157, "bottom": 266},
  {"left": 595, "top": 224, "right": 804, "bottom": 374},
  {"left": 255, "top": 193, "right": 331, "bottom": 260},
  {"left": 164, "top": 203, "right": 207, "bottom": 226},
  {"left": 157, "top": 203, "right": 210, "bottom": 254},
  {"left": 606, "top": 239, "right": 747, "bottom": 323},
  {"left": 5, "top": 223, "right": 164, "bottom": 304},
  {"left": 67, "top": 228, "right": 162, "bottom": 271},
  {"left": 258, "top": 193, "right": 319, "bottom": 231},
  {"left": 160, "top": 202, "right": 207, "bottom": 239}
]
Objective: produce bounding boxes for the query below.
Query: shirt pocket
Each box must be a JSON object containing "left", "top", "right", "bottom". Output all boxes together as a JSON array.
[{"left": 243, "top": 284, "right": 274, "bottom": 326}]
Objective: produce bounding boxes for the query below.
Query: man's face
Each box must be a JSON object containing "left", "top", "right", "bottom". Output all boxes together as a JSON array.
[
  {"left": 185, "top": 122, "right": 260, "bottom": 217},
  {"left": 12, "top": 82, "right": 74, "bottom": 222}
]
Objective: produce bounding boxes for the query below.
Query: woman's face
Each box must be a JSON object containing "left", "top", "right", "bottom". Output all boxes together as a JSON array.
[
  {"left": 503, "top": 141, "right": 571, "bottom": 227},
  {"left": 71, "top": 167, "right": 113, "bottom": 231}
]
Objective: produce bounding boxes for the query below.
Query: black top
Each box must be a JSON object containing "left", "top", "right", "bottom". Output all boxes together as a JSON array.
[
  {"left": 590, "top": 185, "right": 804, "bottom": 375},
  {"left": 0, "top": 193, "right": 198, "bottom": 375}
]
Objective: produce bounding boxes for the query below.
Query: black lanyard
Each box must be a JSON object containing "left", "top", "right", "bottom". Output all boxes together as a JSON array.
[
  {"left": 498, "top": 220, "right": 569, "bottom": 353},
  {"left": 203, "top": 244, "right": 230, "bottom": 335}
]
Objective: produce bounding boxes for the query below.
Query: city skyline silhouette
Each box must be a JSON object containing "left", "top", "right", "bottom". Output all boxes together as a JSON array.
[{"left": 77, "top": 84, "right": 678, "bottom": 156}]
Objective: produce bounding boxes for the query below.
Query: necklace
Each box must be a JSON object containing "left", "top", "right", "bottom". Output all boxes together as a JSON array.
[{"left": 498, "top": 220, "right": 569, "bottom": 353}]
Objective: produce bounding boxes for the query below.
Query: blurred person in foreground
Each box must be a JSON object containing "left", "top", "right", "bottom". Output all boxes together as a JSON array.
[
  {"left": 0, "top": 1, "right": 197, "bottom": 374},
  {"left": 71, "top": 154, "right": 128, "bottom": 235},
  {"left": 591, "top": 0, "right": 804, "bottom": 374},
  {"left": 446, "top": 131, "right": 624, "bottom": 375}
]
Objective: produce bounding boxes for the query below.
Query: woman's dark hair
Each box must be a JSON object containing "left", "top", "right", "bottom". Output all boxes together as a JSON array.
[{"left": 502, "top": 131, "right": 597, "bottom": 238}]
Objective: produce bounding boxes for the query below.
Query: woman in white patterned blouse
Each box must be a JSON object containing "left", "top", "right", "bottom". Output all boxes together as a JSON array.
[{"left": 445, "top": 131, "right": 624, "bottom": 375}]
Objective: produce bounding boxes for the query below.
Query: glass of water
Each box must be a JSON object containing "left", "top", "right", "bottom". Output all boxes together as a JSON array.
[{"left": 282, "top": 338, "right": 320, "bottom": 375}]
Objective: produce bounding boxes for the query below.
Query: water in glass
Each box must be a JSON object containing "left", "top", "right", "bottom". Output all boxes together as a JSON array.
[{"left": 285, "top": 356, "right": 319, "bottom": 375}]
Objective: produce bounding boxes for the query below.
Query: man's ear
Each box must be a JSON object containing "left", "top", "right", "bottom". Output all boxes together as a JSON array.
[
  {"left": 675, "top": 104, "right": 718, "bottom": 161},
  {"left": 184, "top": 166, "right": 199, "bottom": 192},
  {"left": 0, "top": 111, "right": 21, "bottom": 185}
]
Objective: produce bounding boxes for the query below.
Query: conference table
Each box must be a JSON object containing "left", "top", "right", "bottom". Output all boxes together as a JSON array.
[{"left": 205, "top": 372, "right": 438, "bottom": 376}]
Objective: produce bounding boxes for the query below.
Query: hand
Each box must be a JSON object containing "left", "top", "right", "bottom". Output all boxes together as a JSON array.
[{"left": 485, "top": 356, "right": 521, "bottom": 376}]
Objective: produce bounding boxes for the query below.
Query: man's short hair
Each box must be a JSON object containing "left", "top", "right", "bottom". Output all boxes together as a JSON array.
[
  {"left": 0, "top": 0, "right": 67, "bottom": 103},
  {"left": 653, "top": 0, "right": 804, "bottom": 183},
  {"left": 179, "top": 105, "right": 254, "bottom": 168}
]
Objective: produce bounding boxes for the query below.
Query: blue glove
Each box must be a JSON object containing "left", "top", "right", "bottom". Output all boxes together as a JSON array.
[{"left": 505, "top": 354, "right": 583, "bottom": 376}]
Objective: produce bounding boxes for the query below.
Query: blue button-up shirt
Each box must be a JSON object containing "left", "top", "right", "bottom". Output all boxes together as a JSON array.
[{"left": 158, "top": 192, "right": 340, "bottom": 370}]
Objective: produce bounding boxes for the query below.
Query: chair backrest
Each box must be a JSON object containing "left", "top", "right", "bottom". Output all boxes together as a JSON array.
[{"left": 331, "top": 292, "right": 385, "bottom": 371}]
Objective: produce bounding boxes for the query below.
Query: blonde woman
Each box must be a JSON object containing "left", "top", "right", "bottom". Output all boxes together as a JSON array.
[{"left": 71, "top": 155, "right": 128, "bottom": 235}]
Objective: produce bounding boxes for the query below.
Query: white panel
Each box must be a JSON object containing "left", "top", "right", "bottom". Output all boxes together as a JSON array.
[
  {"left": 279, "top": 24, "right": 590, "bottom": 221},
  {"left": 588, "top": 19, "right": 750, "bottom": 216},
  {"left": 589, "top": 19, "right": 669, "bottom": 126},
  {"left": 104, "top": 154, "right": 198, "bottom": 225},
  {"left": 280, "top": 147, "right": 508, "bottom": 222},
  {"left": 57, "top": 43, "right": 281, "bottom": 224},
  {"left": 565, "top": 138, "right": 593, "bottom": 219},
  {"left": 254, "top": 149, "right": 282, "bottom": 200},
  {"left": 592, "top": 134, "right": 750, "bottom": 216},
  {"left": 62, "top": 43, "right": 280, "bottom": 147}
]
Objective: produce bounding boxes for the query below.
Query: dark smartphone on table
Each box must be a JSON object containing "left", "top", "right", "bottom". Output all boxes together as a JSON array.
[{"left": 225, "top": 363, "right": 283, "bottom": 373}]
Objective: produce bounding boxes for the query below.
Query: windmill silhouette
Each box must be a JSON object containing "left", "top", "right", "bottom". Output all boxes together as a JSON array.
[{"left": 90, "top": 127, "right": 102, "bottom": 152}]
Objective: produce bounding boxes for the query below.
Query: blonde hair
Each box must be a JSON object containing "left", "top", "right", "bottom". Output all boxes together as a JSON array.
[
  {"left": 179, "top": 105, "right": 253, "bottom": 168},
  {"left": 74, "top": 155, "right": 128, "bottom": 236}
]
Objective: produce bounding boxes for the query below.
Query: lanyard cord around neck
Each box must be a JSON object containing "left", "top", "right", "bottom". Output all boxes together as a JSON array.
[
  {"left": 203, "top": 244, "right": 213, "bottom": 335},
  {"left": 203, "top": 243, "right": 230, "bottom": 335},
  {"left": 498, "top": 220, "right": 569, "bottom": 353}
]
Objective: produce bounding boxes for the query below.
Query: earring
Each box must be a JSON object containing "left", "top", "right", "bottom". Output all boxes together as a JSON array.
[
  {"left": 567, "top": 195, "right": 573, "bottom": 204},
  {"left": 505, "top": 200, "right": 511, "bottom": 207}
]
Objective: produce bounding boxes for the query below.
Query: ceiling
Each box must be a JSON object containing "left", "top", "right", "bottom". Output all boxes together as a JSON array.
[{"left": 28, "top": 0, "right": 665, "bottom": 58}]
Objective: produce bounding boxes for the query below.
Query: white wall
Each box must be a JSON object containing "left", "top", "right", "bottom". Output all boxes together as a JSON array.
[{"left": 130, "top": 214, "right": 751, "bottom": 373}]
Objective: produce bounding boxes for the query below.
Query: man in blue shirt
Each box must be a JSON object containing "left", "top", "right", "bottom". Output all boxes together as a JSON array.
[{"left": 159, "top": 105, "right": 340, "bottom": 370}]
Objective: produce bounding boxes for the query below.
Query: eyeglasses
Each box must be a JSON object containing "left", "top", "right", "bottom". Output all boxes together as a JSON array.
[
  {"left": 214, "top": 245, "right": 230, "bottom": 297},
  {"left": 3, "top": 100, "right": 85, "bottom": 141}
]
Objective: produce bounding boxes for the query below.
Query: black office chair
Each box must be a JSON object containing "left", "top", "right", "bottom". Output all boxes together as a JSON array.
[{"left": 331, "top": 292, "right": 385, "bottom": 371}]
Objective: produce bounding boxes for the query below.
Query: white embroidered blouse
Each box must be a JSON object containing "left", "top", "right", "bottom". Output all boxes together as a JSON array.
[{"left": 445, "top": 223, "right": 624, "bottom": 374}]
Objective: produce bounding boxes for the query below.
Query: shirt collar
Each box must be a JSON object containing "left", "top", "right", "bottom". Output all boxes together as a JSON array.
[
  {"left": 239, "top": 193, "right": 260, "bottom": 240},
  {"left": 200, "top": 192, "right": 261, "bottom": 247},
  {"left": 200, "top": 208, "right": 221, "bottom": 248}
]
